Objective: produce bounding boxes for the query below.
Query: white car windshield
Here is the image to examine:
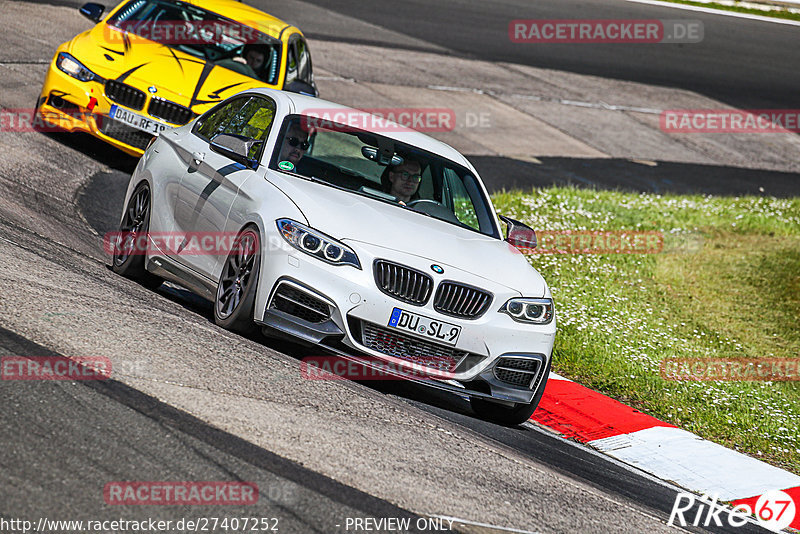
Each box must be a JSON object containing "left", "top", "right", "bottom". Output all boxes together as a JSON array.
[{"left": 270, "top": 116, "right": 499, "bottom": 238}]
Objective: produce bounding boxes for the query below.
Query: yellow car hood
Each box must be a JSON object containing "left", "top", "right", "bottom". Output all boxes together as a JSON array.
[{"left": 67, "top": 24, "right": 266, "bottom": 111}]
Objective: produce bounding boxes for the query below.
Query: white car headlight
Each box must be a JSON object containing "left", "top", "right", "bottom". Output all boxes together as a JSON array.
[
  {"left": 56, "top": 52, "right": 99, "bottom": 82},
  {"left": 277, "top": 219, "right": 361, "bottom": 269},
  {"left": 500, "top": 297, "right": 554, "bottom": 324}
]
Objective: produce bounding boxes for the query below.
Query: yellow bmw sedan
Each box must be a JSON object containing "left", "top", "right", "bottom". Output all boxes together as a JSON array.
[{"left": 36, "top": 0, "right": 317, "bottom": 156}]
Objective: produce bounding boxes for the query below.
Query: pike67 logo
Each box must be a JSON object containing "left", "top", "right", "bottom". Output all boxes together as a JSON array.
[{"left": 668, "top": 490, "right": 796, "bottom": 531}]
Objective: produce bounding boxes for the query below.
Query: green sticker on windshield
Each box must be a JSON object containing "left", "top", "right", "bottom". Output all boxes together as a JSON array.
[{"left": 278, "top": 160, "right": 294, "bottom": 171}]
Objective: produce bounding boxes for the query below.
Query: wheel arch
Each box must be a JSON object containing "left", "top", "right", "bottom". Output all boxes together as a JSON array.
[
  {"left": 229, "top": 215, "right": 271, "bottom": 323},
  {"left": 119, "top": 173, "right": 154, "bottom": 228}
]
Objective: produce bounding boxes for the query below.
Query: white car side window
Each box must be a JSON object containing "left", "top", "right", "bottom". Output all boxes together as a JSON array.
[{"left": 444, "top": 168, "right": 480, "bottom": 230}]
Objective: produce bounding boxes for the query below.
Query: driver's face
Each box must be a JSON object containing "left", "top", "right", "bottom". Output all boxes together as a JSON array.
[
  {"left": 388, "top": 161, "right": 422, "bottom": 202},
  {"left": 245, "top": 49, "right": 266, "bottom": 70},
  {"left": 279, "top": 125, "right": 309, "bottom": 165}
]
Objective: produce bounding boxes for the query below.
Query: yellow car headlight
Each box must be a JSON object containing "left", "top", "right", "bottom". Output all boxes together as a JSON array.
[{"left": 56, "top": 52, "right": 100, "bottom": 82}]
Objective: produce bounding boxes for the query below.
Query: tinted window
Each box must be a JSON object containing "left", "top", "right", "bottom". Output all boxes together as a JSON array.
[
  {"left": 296, "top": 38, "right": 311, "bottom": 83},
  {"left": 195, "top": 96, "right": 276, "bottom": 158},
  {"left": 230, "top": 98, "right": 276, "bottom": 158},
  {"left": 284, "top": 40, "right": 298, "bottom": 85},
  {"left": 195, "top": 97, "right": 249, "bottom": 140},
  {"left": 194, "top": 97, "right": 248, "bottom": 141},
  {"left": 443, "top": 168, "right": 480, "bottom": 231}
]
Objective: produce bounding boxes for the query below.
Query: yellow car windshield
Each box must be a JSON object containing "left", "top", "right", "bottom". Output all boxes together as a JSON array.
[{"left": 107, "top": 0, "right": 281, "bottom": 84}]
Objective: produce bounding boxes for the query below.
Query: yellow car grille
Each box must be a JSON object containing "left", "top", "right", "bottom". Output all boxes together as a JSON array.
[{"left": 104, "top": 80, "right": 146, "bottom": 111}]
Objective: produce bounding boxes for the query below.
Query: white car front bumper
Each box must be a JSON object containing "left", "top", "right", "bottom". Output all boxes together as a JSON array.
[{"left": 254, "top": 233, "right": 556, "bottom": 404}]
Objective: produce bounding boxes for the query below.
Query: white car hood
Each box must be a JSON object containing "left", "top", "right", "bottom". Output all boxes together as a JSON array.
[{"left": 268, "top": 172, "right": 548, "bottom": 296}]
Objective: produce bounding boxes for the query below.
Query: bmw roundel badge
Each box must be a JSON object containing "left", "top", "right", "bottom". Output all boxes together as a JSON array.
[
  {"left": 431, "top": 264, "right": 444, "bottom": 274},
  {"left": 148, "top": 86, "right": 158, "bottom": 94}
]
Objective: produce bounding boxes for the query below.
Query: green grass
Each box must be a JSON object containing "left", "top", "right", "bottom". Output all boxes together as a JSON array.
[
  {"left": 492, "top": 187, "right": 800, "bottom": 473},
  {"left": 659, "top": 0, "right": 800, "bottom": 22}
]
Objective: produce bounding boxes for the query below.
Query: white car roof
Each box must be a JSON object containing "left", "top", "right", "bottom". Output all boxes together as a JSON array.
[{"left": 247, "top": 88, "right": 475, "bottom": 171}]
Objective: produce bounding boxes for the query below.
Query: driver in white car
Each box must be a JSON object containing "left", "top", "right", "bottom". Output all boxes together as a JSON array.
[
  {"left": 385, "top": 159, "right": 422, "bottom": 203},
  {"left": 278, "top": 122, "right": 311, "bottom": 166}
]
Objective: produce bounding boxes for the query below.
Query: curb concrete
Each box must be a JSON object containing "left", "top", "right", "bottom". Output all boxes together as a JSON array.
[{"left": 532, "top": 372, "right": 800, "bottom": 529}]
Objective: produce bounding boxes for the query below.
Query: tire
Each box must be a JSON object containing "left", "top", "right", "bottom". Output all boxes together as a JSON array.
[
  {"left": 470, "top": 357, "right": 552, "bottom": 426},
  {"left": 111, "top": 182, "right": 163, "bottom": 289},
  {"left": 214, "top": 226, "right": 261, "bottom": 334}
]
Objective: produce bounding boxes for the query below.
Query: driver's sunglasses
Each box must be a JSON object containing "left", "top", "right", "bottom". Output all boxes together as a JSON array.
[
  {"left": 395, "top": 171, "right": 422, "bottom": 182},
  {"left": 287, "top": 137, "right": 310, "bottom": 150}
]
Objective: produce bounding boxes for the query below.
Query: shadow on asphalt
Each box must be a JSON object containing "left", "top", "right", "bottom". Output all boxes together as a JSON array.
[
  {"left": 139, "top": 279, "right": 478, "bottom": 422},
  {"left": 0, "top": 326, "right": 428, "bottom": 530},
  {"left": 106, "top": 267, "right": 487, "bottom": 425},
  {"left": 42, "top": 131, "right": 138, "bottom": 173}
]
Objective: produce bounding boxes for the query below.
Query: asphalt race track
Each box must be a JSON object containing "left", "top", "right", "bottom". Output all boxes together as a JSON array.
[
  {"left": 0, "top": 0, "right": 796, "bottom": 532},
  {"left": 270, "top": 0, "right": 800, "bottom": 110},
  {"left": 23, "top": 0, "right": 800, "bottom": 109},
  {"left": 0, "top": 327, "right": 425, "bottom": 532}
]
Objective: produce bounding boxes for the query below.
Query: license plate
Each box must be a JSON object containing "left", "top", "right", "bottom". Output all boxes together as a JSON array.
[
  {"left": 109, "top": 104, "right": 171, "bottom": 135},
  {"left": 387, "top": 308, "right": 461, "bottom": 346}
]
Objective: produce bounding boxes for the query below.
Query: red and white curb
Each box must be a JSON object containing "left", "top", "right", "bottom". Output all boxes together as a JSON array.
[{"left": 530, "top": 372, "right": 800, "bottom": 529}]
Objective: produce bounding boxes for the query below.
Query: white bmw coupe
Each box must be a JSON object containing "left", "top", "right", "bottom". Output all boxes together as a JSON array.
[{"left": 111, "top": 88, "right": 556, "bottom": 424}]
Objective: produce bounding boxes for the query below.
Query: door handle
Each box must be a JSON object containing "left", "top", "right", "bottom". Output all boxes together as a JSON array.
[{"left": 192, "top": 151, "right": 205, "bottom": 164}]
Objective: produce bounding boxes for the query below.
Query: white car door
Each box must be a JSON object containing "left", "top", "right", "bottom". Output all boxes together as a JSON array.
[{"left": 172, "top": 95, "right": 277, "bottom": 282}]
